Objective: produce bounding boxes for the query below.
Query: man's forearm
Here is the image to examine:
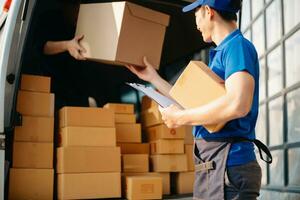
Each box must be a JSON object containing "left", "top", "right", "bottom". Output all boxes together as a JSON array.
[
  {"left": 151, "top": 76, "right": 173, "bottom": 98},
  {"left": 43, "top": 41, "right": 68, "bottom": 55}
]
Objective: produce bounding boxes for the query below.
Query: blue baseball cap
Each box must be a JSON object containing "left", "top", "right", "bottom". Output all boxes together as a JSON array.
[{"left": 182, "top": 0, "right": 240, "bottom": 13}]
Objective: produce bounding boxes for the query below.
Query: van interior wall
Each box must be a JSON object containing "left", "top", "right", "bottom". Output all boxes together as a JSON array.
[{"left": 20, "top": 0, "right": 208, "bottom": 110}]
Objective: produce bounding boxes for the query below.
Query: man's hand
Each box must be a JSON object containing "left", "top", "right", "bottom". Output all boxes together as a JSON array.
[
  {"left": 66, "top": 35, "right": 87, "bottom": 60},
  {"left": 159, "top": 104, "right": 184, "bottom": 128}
]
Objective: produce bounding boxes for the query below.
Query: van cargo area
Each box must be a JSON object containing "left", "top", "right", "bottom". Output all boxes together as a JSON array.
[{"left": 1, "top": 0, "right": 212, "bottom": 199}]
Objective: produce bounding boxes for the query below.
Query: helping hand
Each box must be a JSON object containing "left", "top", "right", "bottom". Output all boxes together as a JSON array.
[{"left": 67, "top": 35, "right": 87, "bottom": 60}]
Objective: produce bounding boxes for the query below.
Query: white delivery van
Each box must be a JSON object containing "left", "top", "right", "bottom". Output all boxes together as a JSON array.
[{"left": 0, "top": 0, "right": 208, "bottom": 199}]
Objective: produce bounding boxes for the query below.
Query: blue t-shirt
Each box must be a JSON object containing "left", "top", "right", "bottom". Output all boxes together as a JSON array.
[{"left": 193, "top": 29, "right": 259, "bottom": 167}]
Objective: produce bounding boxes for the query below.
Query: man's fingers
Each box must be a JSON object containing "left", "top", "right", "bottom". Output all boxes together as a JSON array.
[{"left": 75, "top": 34, "right": 84, "bottom": 41}]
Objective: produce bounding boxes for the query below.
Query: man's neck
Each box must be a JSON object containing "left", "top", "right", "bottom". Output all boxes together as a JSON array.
[{"left": 212, "top": 21, "right": 237, "bottom": 46}]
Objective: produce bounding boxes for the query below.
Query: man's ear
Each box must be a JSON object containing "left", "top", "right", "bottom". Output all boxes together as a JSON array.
[{"left": 204, "top": 5, "right": 215, "bottom": 19}]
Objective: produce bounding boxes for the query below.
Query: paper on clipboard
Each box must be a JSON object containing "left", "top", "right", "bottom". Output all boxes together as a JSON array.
[{"left": 126, "top": 82, "right": 180, "bottom": 108}]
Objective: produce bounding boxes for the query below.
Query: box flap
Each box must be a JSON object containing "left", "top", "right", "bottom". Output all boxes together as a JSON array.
[{"left": 125, "top": 2, "right": 170, "bottom": 27}]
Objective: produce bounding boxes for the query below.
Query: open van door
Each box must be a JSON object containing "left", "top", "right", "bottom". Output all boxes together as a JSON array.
[{"left": 0, "top": 0, "right": 36, "bottom": 198}]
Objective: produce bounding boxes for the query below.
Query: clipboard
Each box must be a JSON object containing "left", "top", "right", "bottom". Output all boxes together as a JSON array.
[{"left": 126, "top": 82, "right": 180, "bottom": 108}]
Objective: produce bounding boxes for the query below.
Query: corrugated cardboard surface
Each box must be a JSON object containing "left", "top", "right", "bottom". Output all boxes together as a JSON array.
[
  {"left": 118, "top": 143, "right": 149, "bottom": 154},
  {"left": 122, "top": 172, "right": 170, "bottom": 195},
  {"left": 13, "top": 142, "right": 53, "bottom": 169},
  {"left": 59, "top": 127, "right": 116, "bottom": 147},
  {"left": 185, "top": 144, "right": 195, "bottom": 171},
  {"left": 58, "top": 172, "right": 121, "bottom": 199},
  {"left": 115, "top": 123, "right": 141, "bottom": 143},
  {"left": 14, "top": 116, "right": 54, "bottom": 142},
  {"left": 17, "top": 91, "right": 54, "bottom": 117},
  {"left": 169, "top": 61, "right": 226, "bottom": 132},
  {"left": 20, "top": 74, "right": 51, "bottom": 93},
  {"left": 150, "top": 139, "right": 184, "bottom": 154},
  {"left": 175, "top": 172, "right": 195, "bottom": 194},
  {"left": 184, "top": 126, "right": 194, "bottom": 144},
  {"left": 146, "top": 124, "right": 186, "bottom": 141},
  {"left": 59, "top": 106, "right": 115, "bottom": 128},
  {"left": 141, "top": 106, "right": 163, "bottom": 128},
  {"left": 56, "top": 147, "right": 121, "bottom": 173},
  {"left": 122, "top": 154, "right": 149, "bottom": 172},
  {"left": 141, "top": 95, "right": 157, "bottom": 111},
  {"left": 115, "top": 113, "right": 136, "bottom": 124},
  {"left": 126, "top": 176, "right": 162, "bottom": 200},
  {"left": 104, "top": 103, "right": 134, "bottom": 114},
  {"left": 150, "top": 154, "right": 188, "bottom": 172},
  {"left": 9, "top": 168, "right": 54, "bottom": 200},
  {"left": 75, "top": 1, "right": 169, "bottom": 69}
]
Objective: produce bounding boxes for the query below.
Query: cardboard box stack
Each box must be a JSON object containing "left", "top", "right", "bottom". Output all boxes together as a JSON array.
[
  {"left": 57, "top": 106, "right": 121, "bottom": 199},
  {"left": 9, "top": 74, "right": 54, "bottom": 200},
  {"left": 104, "top": 103, "right": 165, "bottom": 199},
  {"left": 75, "top": 1, "right": 170, "bottom": 69}
]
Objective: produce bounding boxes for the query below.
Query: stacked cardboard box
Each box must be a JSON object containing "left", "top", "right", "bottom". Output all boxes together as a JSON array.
[
  {"left": 9, "top": 75, "right": 54, "bottom": 200},
  {"left": 57, "top": 106, "right": 121, "bottom": 199}
]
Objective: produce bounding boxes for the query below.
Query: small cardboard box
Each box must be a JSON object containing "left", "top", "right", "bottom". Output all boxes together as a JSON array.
[
  {"left": 59, "top": 127, "right": 116, "bottom": 147},
  {"left": 9, "top": 168, "right": 54, "bottom": 200},
  {"left": 115, "top": 123, "right": 142, "bottom": 143},
  {"left": 56, "top": 147, "right": 121, "bottom": 173},
  {"left": 141, "top": 96, "right": 158, "bottom": 111},
  {"left": 118, "top": 143, "right": 149, "bottom": 154},
  {"left": 14, "top": 116, "right": 54, "bottom": 142},
  {"left": 185, "top": 144, "right": 195, "bottom": 171},
  {"left": 20, "top": 74, "right": 51, "bottom": 93},
  {"left": 122, "top": 154, "right": 149, "bottom": 173},
  {"left": 146, "top": 124, "right": 186, "bottom": 141},
  {"left": 126, "top": 176, "right": 163, "bottom": 200},
  {"left": 150, "top": 139, "right": 184, "bottom": 154},
  {"left": 17, "top": 91, "right": 54, "bottom": 117},
  {"left": 58, "top": 172, "right": 121, "bottom": 199},
  {"left": 122, "top": 172, "right": 170, "bottom": 195},
  {"left": 75, "top": 1, "right": 169, "bottom": 69},
  {"left": 185, "top": 126, "right": 194, "bottom": 144},
  {"left": 150, "top": 154, "right": 188, "bottom": 172},
  {"left": 175, "top": 172, "right": 195, "bottom": 194},
  {"left": 141, "top": 105, "right": 163, "bottom": 128},
  {"left": 115, "top": 113, "right": 136, "bottom": 124},
  {"left": 13, "top": 142, "right": 53, "bottom": 169},
  {"left": 169, "top": 61, "right": 226, "bottom": 133},
  {"left": 59, "top": 106, "right": 115, "bottom": 128},
  {"left": 104, "top": 103, "right": 134, "bottom": 114}
]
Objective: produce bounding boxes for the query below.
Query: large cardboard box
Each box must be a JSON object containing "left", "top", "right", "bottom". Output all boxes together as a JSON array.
[
  {"left": 20, "top": 74, "right": 51, "bottom": 93},
  {"left": 146, "top": 124, "right": 186, "bottom": 141},
  {"left": 104, "top": 103, "right": 134, "bottom": 114},
  {"left": 169, "top": 61, "right": 226, "bottom": 133},
  {"left": 185, "top": 144, "right": 195, "bottom": 171},
  {"left": 14, "top": 116, "right": 54, "bottom": 142},
  {"left": 59, "top": 106, "right": 114, "bottom": 128},
  {"left": 118, "top": 143, "right": 150, "bottom": 154},
  {"left": 56, "top": 147, "right": 121, "bottom": 173},
  {"left": 59, "top": 127, "right": 116, "bottom": 147},
  {"left": 150, "top": 154, "right": 188, "bottom": 172},
  {"left": 13, "top": 142, "right": 53, "bottom": 169},
  {"left": 141, "top": 105, "right": 163, "bottom": 128},
  {"left": 126, "top": 176, "right": 162, "bottom": 200},
  {"left": 122, "top": 154, "right": 149, "bottom": 172},
  {"left": 175, "top": 172, "right": 195, "bottom": 194},
  {"left": 115, "top": 113, "right": 136, "bottom": 124},
  {"left": 9, "top": 168, "right": 54, "bottom": 200},
  {"left": 75, "top": 2, "right": 169, "bottom": 69},
  {"left": 115, "top": 123, "right": 142, "bottom": 143},
  {"left": 122, "top": 172, "right": 170, "bottom": 195},
  {"left": 58, "top": 172, "right": 121, "bottom": 199},
  {"left": 150, "top": 139, "right": 184, "bottom": 154},
  {"left": 17, "top": 91, "right": 54, "bottom": 117}
]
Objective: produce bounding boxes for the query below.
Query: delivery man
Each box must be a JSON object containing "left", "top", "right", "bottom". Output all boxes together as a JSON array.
[{"left": 126, "top": 0, "right": 271, "bottom": 199}]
